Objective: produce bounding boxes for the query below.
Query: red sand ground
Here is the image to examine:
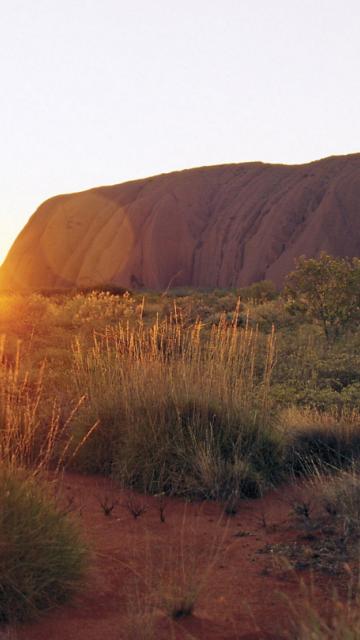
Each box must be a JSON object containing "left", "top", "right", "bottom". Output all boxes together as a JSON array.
[{"left": 10, "top": 473, "right": 344, "bottom": 640}]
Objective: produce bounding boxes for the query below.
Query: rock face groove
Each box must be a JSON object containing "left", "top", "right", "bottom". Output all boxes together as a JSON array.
[{"left": 1, "top": 154, "right": 360, "bottom": 291}]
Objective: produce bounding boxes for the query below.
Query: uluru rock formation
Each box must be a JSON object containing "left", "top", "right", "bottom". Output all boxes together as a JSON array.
[{"left": 1, "top": 153, "right": 360, "bottom": 291}]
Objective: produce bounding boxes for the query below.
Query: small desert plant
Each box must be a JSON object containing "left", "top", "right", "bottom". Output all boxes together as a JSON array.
[
  {"left": 318, "top": 465, "right": 360, "bottom": 537},
  {"left": 152, "top": 507, "right": 226, "bottom": 621},
  {"left": 122, "top": 570, "right": 158, "bottom": 640},
  {"left": 292, "top": 499, "right": 312, "bottom": 520},
  {"left": 282, "top": 407, "right": 360, "bottom": 475},
  {"left": 223, "top": 490, "right": 241, "bottom": 516},
  {"left": 124, "top": 496, "right": 148, "bottom": 519},
  {"left": 154, "top": 493, "right": 167, "bottom": 523},
  {"left": 288, "top": 571, "right": 360, "bottom": 640},
  {"left": 98, "top": 494, "right": 118, "bottom": 516},
  {"left": 123, "top": 605, "right": 158, "bottom": 640},
  {"left": 121, "top": 506, "right": 227, "bottom": 632},
  {"left": 160, "top": 582, "right": 198, "bottom": 620},
  {"left": 155, "top": 552, "right": 212, "bottom": 620},
  {"left": 0, "top": 465, "right": 88, "bottom": 623}
]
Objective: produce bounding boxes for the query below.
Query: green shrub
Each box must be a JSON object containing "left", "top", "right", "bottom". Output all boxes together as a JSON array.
[
  {"left": 281, "top": 408, "right": 360, "bottom": 474},
  {"left": 0, "top": 466, "right": 88, "bottom": 623},
  {"left": 285, "top": 253, "right": 360, "bottom": 341},
  {"left": 319, "top": 465, "right": 360, "bottom": 536},
  {"left": 238, "top": 279, "right": 278, "bottom": 303}
]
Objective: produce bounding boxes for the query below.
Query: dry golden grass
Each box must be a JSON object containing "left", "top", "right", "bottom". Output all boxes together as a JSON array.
[
  {"left": 287, "top": 571, "right": 360, "bottom": 640},
  {"left": 280, "top": 406, "right": 360, "bottom": 432},
  {"left": 120, "top": 505, "right": 227, "bottom": 640},
  {"left": 280, "top": 407, "right": 360, "bottom": 476},
  {"left": 0, "top": 335, "right": 99, "bottom": 474},
  {"left": 1, "top": 289, "right": 360, "bottom": 629},
  {"left": 70, "top": 307, "right": 282, "bottom": 497}
]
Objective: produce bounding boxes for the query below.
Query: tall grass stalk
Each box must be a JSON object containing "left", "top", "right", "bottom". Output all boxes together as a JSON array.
[
  {"left": 71, "top": 310, "right": 283, "bottom": 497},
  {"left": 0, "top": 336, "right": 97, "bottom": 473},
  {"left": 287, "top": 571, "right": 360, "bottom": 640},
  {"left": 121, "top": 504, "right": 227, "bottom": 637}
]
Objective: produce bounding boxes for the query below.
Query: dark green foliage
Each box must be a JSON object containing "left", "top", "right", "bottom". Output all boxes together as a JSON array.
[
  {"left": 285, "top": 253, "right": 360, "bottom": 341},
  {"left": 238, "top": 280, "right": 278, "bottom": 303},
  {"left": 321, "top": 466, "right": 360, "bottom": 536},
  {"left": 289, "top": 428, "right": 360, "bottom": 475},
  {"left": 75, "top": 397, "right": 285, "bottom": 500},
  {"left": 272, "top": 328, "right": 360, "bottom": 410},
  {"left": 0, "top": 467, "right": 88, "bottom": 623}
]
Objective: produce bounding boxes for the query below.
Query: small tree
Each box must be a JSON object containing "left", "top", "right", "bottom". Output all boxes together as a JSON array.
[{"left": 284, "top": 253, "right": 360, "bottom": 341}]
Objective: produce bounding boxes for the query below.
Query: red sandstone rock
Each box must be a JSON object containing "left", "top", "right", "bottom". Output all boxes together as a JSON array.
[{"left": 1, "top": 154, "right": 360, "bottom": 291}]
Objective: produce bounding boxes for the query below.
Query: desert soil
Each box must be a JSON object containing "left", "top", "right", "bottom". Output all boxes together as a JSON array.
[{"left": 8, "top": 473, "right": 345, "bottom": 640}]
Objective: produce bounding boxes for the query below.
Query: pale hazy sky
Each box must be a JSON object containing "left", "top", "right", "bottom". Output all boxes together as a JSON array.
[{"left": 1, "top": 0, "right": 359, "bottom": 263}]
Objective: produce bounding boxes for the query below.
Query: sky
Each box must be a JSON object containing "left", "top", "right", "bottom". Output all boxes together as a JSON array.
[{"left": 1, "top": 0, "right": 359, "bottom": 264}]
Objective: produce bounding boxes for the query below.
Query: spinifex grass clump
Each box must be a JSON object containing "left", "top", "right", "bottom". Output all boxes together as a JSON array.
[
  {"left": 72, "top": 307, "right": 285, "bottom": 498},
  {"left": 282, "top": 407, "right": 360, "bottom": 475},
  {"left": 319, "top": 465, "right": 360, "bottom": 537},
  {"left": 0, "top": 466, "right": 88, "bottom": 623},
  {"left": 0, "top": 338, "right": 90, "bottom": 623}
]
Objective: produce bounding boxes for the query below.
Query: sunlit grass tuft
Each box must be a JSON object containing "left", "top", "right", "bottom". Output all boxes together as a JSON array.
[{"left": 70, "top": 309, "right": 283, "bottom": 497}]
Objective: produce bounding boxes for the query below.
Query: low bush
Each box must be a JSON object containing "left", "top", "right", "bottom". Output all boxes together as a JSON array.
[
  {"left": 319, "top": 465, "right": 360, "bottom": 536},
  {"left": 0, "top": 466, "right": 88, "bottom": 623},
  {"left": 281, "top": 408, "right": 360, "bottom": 475}
]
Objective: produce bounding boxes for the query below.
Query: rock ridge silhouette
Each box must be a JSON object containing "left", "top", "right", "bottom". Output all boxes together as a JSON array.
[{"left": 1, "top": 153, "right": 360, "bottom": 290}]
